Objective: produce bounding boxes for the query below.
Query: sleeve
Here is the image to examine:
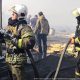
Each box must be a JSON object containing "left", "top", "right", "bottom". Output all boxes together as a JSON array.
[
  {"left": 17, "top": 38, "right": 29, "bottom": 48},
  {"left": 18, "top": 36, "right": 35, "bottom": 49},
  {"left": 17, "top": 26, "right": 35, "bottom": 49}
]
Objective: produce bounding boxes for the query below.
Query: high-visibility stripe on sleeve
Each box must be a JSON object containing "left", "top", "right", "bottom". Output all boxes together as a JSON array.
[
  {"left": 18, "top": 39, "right": 22, "bottom": 48},
  {"left": 76, "top": 47, "right": 80, "bottom": 51},
  {"left": 75, "top": 37, "right": 80, "bottom": 51},
  {"left": 75, "top": 71, "right": 80, "bottom": 76},
  {"left": 21, "top": 33, "right": 33, "bottom": 38},
  {"left": 75, "top": 37, "right": 80, "bottom": 43}
]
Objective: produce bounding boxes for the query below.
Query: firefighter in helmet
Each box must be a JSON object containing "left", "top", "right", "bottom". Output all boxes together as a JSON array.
[
  {"left": 72, "top": 8, "right": 80, "bottom": 78},
  {"left": 5, "top": 4, "right": 35, "bottom": 80}
]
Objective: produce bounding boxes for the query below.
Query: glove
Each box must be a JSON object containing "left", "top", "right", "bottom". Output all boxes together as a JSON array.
[
  {"left": 0, "top": 29, "right": 6, "bottom": 42},
  {"left": 70, "top": 33, "right": 75, "bottom": 44},
  {"left": 0, "top": 29, "right": 13, "bottom": 40},
  {"left": 0, "top": 29, "right": 6, "bottom": 34},
  {"left": 0, "top": 33, "right": 4, "bottom": 42},
  {"left": 11, "top": 38, "right": 18, "bottom": 46}
]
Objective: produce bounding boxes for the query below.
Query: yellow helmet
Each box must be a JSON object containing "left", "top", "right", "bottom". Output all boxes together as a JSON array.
[{"left": 72, "top": 8, "right": 80, "bottom": 17}]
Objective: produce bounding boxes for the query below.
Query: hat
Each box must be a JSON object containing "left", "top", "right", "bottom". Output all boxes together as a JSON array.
[{"left": 38, "top": 12, "right": 43, "bottom": 16}]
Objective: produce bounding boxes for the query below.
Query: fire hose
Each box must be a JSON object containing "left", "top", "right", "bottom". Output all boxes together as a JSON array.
[
  {"left": 53, "top": 24, "right": 79, "bottom": 80},
  {"left": 53, "top": 39, "right": 71, "bottom": 80}
]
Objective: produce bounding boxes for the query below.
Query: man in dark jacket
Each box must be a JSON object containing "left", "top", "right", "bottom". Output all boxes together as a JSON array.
[{"left": 34, "top": 12, "right": 50, "bottom": 59}]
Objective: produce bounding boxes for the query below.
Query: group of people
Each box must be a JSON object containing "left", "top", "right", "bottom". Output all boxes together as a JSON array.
[
  {"left": 27, "top": 14, "right": 38, "bottom": 30},
  {"left": 0, "top": 4, "right": 50, "bottom": 80},
  {"left": 27, "top": 12, "right": 50, "bottom": 60},
  {"left": 2, "top": 3, "right": 80, "bottom": 80},
  {"left": 26, "top": 7, "right": 80, "bottom": 79}
]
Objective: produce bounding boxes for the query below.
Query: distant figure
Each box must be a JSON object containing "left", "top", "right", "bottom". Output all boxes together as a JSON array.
[
  {"left": 34, "top": 12, "right": 50, "bottom": 59},
  {"left": 31, "top": 15, "right": 38, "bottom": 30},
  {"left": 27, "top": 15, "right": 31, "bottom": 25}
]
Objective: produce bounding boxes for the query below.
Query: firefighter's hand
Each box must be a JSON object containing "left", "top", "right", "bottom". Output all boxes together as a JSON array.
[
  {"left": 70, "top": 33, "right": 75, "bottom": 44},
  {"left": 70, "top": 37, "right": 75, "bottom": 44}
]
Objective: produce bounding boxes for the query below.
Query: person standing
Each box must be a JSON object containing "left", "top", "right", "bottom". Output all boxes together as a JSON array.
[
  {"left": 30, "top": 15, "right": 38, "bottom": 30},
  {"left": 27, "top": 15, "right": 31, "bottom": 25},
  {"left": 71, "top": 8, "right": 80, "bottom": 78},
  {"left": 6, "top": 4, "right": 35, "bottom": 80},
  {"left": 34, "top": 12, "right": 50, "bottom": 59}
]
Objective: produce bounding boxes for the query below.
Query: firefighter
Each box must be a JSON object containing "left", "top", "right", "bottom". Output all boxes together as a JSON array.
[
  {"left": 5, "top": 4, "right": 35, "bottom": 80},
  {"left": 71, "top": 8, "right": 80, "bottom": 78}
]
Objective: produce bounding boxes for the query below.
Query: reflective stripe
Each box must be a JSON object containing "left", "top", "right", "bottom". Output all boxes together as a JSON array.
[
  {"left": 75, "top": 37, "right": 80, "bottom": 43},
  {"left": 21, "top": 33, "right": 33, "bottom": 38},
  {"left": 18, "top": 39, "right": 22, "bottom": 48},
  {"left": 76, "top": 47, "right": 80, "bottom": 51},
  {"left": 75, "top": 37, "right": 80, "bottom": 51},
  {"left": 6, "top": 53, "right": 27, "bottom": 64},
  {"left": 75, "top": 71, "right": 80, "bottom": 76}
]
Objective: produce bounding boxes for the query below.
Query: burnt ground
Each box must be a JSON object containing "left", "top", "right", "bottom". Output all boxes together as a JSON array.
[
  {"left": 22, "top": 54, "right": 77, "bottom": 80},
  {"left": 0, "top": 54, "right": 77, "bottom": 80},
  {"left": 23, "top": 35, "right": 77, "bottom": 80},
  {"left": 0, "top": 35, "right": 79, "bottom": 80}
]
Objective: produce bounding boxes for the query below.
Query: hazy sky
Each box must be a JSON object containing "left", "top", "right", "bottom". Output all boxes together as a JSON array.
[{"left": 2, "top": 0, "right": 80, "bottom": 32}]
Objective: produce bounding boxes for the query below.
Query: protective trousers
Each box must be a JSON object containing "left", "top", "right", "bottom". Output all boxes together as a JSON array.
[
  {"left": 75, "top": 51, "right": 80, "bottom": 78},
  {"left": 9, "top": 64, "right": 23, "bottom": 80}
]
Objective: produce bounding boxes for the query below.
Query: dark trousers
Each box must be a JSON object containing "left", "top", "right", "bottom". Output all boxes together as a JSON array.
[
  {"left": 76, "top": 52, "right": 80, "bottom": 71},
  {"left": 37, "top": 34, "right": 47, "bottom": 59}
]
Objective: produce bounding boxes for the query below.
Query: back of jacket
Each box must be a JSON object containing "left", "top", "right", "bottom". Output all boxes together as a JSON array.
[
  {"left": 35, "top": 16, "right": 50, "bottom": 35},
  {"left": 40, "top": 17, "right": 50, "bottom": 35}
]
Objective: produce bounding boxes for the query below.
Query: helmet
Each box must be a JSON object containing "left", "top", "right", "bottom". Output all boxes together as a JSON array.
[
  {"left": 10, "top": 4, "right": 28, "bottom": 17},
  {"left": 72, "top": 8, "right": 80, "bottom": 17}
]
